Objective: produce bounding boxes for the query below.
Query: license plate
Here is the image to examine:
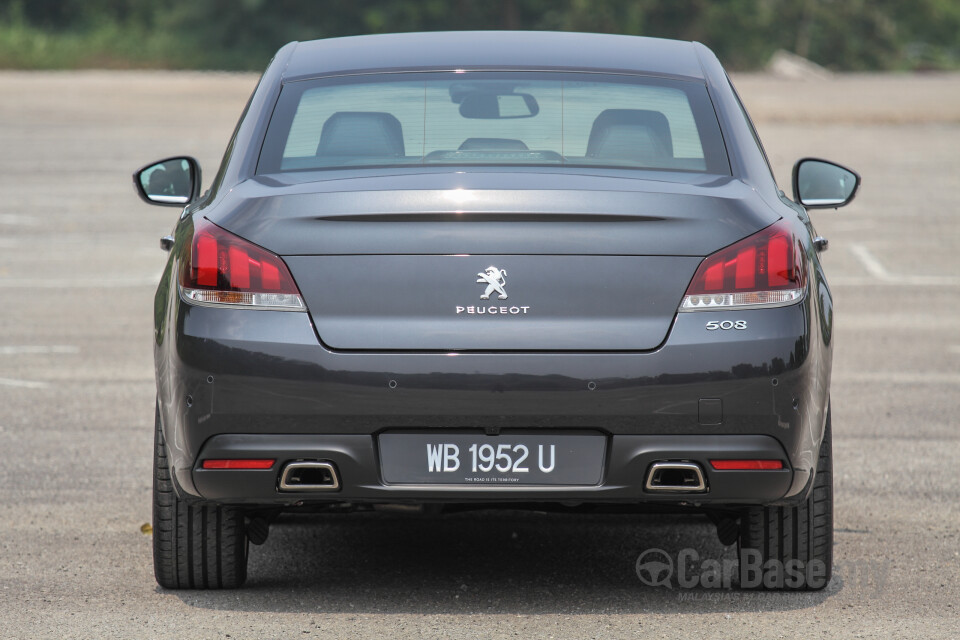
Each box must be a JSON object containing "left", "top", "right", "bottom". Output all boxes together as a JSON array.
[{"left": 379, "top": 433, "right": 606, "bottom": 485}]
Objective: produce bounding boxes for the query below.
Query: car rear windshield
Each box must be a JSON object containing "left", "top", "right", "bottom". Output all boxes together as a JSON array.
[{"left": 258, "top": 71, "right": 729, "bottom": 175}]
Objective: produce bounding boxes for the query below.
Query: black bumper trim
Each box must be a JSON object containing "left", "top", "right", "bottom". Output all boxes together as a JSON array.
[{"left": 191, "top": 433, "right": 793, "bottom": 506}]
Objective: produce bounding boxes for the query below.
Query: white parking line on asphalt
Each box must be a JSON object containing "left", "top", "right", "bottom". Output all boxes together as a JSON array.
[
  {"left": 828, "top": 220, "right": 875, "bottom": 232},
  {"left": 0, "top": 377, "right": 48, "bottom": 389},
  {"left": 849, "top": 243, "right": 890, "bottom": 279},
  {"left": 829, "top": 276, "right": 896, "bottom": 286},
  {"left": 0, "top": 214, "right": 39, "bottom": 226},
  {"left": 0, "top": 274, "right": 161, "bottom": 288},
  {"left": 0, "top": 345, "right": 79, "bottom": 355},
  {"left": 848, "top": 243, "right": 960, "bottom": 286},
  {"left": 838, "top": 314, "right": 959, "bottom": 330},
  {"left": 833, "top": 371, "right": 960, "bottom": 385}
]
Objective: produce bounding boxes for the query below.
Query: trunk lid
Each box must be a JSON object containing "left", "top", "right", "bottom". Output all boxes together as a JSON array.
[{"left": 212, "top": 169, "right": 779, "bottom": 351}]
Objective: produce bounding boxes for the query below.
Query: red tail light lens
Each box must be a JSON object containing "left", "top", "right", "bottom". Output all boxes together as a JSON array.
[
  {"left": 710, "top": 459, "right": 784, "bottom": 470},
  {"left": 201, "top": 459, "right": 276, "bottom": 470},
  {"left": 179, "top": 218, "right": 305, "bottom": 311},
  {"left": 680, "top": 220, "right": 806, "bottom": 311}
]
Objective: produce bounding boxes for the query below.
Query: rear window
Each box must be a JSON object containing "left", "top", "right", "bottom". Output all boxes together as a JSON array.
[{"left": 258, "top": 72, "right": 729, "bottom": 175}]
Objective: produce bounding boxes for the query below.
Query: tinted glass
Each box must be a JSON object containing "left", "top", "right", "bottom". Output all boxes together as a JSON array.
[
  {"left": 139, "top": 158, "right": 194, "bottom": 204},
  {"left": 796, "top": 160, "right": 858, "bottom": 206},
  {"left": 259, "top": 72, "right": 729, "bottom": 175}
]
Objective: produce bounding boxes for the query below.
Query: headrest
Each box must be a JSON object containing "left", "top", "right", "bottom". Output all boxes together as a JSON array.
[
  {"left": 586, "top": 109, "right": 673, "bottom": 162},
  {"left": 317, "top": 111, "right": 405, "bottom": 157}
]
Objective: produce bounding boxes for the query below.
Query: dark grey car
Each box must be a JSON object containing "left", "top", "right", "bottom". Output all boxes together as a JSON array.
[{"left": 134, "top": 31, "right": 859, "bottom": 590}]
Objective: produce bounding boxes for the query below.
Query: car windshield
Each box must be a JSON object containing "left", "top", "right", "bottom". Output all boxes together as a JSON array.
[{"left": 258, "top": 71, "right": 729, "bottom": 175}]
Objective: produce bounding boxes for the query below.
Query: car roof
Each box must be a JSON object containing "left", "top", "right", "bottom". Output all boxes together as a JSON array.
[{"left": 282, "top": 31, "right": 706, "bottom": 82}]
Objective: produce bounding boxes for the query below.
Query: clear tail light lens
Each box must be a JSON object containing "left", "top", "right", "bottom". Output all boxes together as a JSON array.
[
  {"left": 179, "top": 218, "right": 305, "bottom": 311},
  {"left": 679, "top": 220, "right": 806, "bottom": 311}
]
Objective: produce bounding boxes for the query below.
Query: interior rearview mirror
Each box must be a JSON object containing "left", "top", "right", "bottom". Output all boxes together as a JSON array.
[
  {"left": 792, "top": 158, "right": 860, "bottom": 209},
  {"left": 133, "top": 156, "right": 201, "bottom": 206},
  {"left": 459, "top": 92, "right": 539, "bottom": 119}
]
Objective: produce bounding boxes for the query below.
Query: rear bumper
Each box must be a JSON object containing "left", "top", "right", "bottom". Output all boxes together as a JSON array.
[
  {"left": 192, "top": 433, "right": 793, "bottom": 505},
  {"left": 155, "top": 288, "right": 831, "bottom": 508}
]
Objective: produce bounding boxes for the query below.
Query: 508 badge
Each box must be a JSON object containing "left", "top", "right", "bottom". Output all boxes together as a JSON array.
[{"left": 706, "top": 320, "right": 747, "bottom": 331}]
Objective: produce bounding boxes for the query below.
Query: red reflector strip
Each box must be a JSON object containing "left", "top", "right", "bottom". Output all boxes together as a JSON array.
[
  {"left": 767, "top": 235, "right": 791, "bottom": 288},
  {"left": 704, "top": 261, "right": 724, "bottom": 291},
  {"left": 735, "top": 246, "right": 756, "bottom": 289},
  {"left": 195, "top": 234, "right": 219, "bottom": 287},
  {"left": 201, "top": 459, "right": 275, "bottom": 470},
  {"left": 228, "top": 245, "right": 251, "bottom": 289},
  {"left": 261, "top": 260, "right": 280, "bottom": 290},
  {"left": 709, "top": 459, "right": 784, "bottom": 470}
]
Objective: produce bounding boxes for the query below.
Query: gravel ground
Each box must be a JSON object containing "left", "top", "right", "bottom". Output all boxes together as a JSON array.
[{"left": 0, "top": 70, "right": 958, "bottom": 639}]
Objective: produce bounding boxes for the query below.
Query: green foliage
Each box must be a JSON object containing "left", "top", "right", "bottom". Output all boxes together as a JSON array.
[
  {"left": 0, "top": 0, "right": 956, "bottom": 71},
  {"left": 0, "top": 1, "right": 176, "bottom": 68}
]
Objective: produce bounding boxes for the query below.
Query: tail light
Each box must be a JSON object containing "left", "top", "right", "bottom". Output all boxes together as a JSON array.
[
  {"left": 679, "top": 220, "right": 805, "bottom": 311},
  {"left": 179, "top": 218, "right": 305, "bottom": 311}
]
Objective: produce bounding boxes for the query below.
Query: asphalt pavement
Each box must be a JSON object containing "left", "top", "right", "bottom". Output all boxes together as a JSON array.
[{"left": 0, "top": 70, "right": 957, "bottom": 639}]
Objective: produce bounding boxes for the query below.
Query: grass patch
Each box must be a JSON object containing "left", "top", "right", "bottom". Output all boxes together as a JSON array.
[{"left": 0, "top": 18, "right": 194, "bottom": 70}]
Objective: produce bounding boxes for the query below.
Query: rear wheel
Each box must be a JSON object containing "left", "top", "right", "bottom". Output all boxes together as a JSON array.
[
  {"left": 152, "top": 404, "right": 248, "bottom": 589},
  {"left": 738, "top": 405, "right": 833, "bottom": 590}
]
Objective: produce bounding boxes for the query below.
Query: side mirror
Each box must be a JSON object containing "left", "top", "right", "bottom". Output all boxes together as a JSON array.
[
  {"left": 792, "top": 158, "right": 860, "bottom": 209},
  {"left": 133, "top": 156, "right": 201, "bottom": 206}
]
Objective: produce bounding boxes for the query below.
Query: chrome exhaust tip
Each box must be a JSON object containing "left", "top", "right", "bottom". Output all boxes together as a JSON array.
[
  {"left": 279, "top": 461, "right": 340, "bottom": 491},
  {"left": 645, "top": 461, "right": 707, "bottom": 493}
]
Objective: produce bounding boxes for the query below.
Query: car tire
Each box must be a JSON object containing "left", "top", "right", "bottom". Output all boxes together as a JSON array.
[
  {"left": 152, "top": 403, "right": 248, "bottom": 589},
  {"left": 738, "top": 405, "right": 833, "bottom": 591}
]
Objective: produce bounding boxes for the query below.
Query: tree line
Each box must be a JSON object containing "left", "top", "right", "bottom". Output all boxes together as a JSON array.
[{"left": 1, "top": 0, "right": 957, "bottom": 71}]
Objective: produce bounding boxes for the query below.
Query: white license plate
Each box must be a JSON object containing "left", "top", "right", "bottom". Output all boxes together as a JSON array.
[{"left": 379, "top": 433, "right": 606, "bottom": 485}]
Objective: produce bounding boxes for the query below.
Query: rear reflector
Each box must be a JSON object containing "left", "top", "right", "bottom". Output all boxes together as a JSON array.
[
  {"left": 201, "top": 459, "right": 276, "bottom": 470},
  {"left": 709, "top": 459, "right": 784, "bottom": 470}
]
